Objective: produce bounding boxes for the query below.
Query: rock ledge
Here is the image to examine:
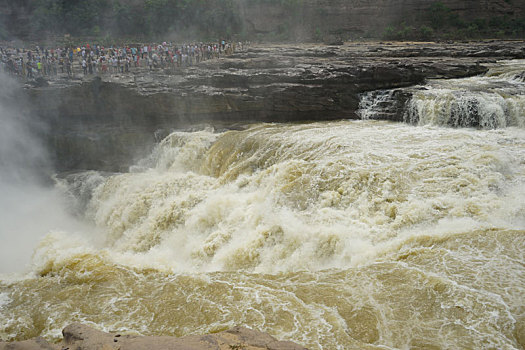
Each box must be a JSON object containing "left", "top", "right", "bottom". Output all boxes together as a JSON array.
[{"left": 0, "top": 323, "right": 307, "bottom": 350}]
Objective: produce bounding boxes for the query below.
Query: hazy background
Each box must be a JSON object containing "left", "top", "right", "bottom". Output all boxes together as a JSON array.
[
  {"left": 0, "top": 72, "right": 84, "bottom": 274},
  {"left": 1, "top": 0, "right": 524, "bottom": 44}
]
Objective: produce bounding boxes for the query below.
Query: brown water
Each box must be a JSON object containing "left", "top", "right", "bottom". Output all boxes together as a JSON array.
[{"left": 1, "top": 119, "right": 524, "bottom": 349}]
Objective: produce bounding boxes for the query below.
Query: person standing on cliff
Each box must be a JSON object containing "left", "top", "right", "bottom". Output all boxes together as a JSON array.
[
  {"left": 41, "top": 57, "right": 46, "bottom": 76},
  {"left": 36, "top": 60, "right": 42, "bottom": 76},
  {"left": 45, "top": 57, "right": 51, "bottom": 76},
  {"left": 26, "top": 60, "right": 33, "bottom": 78},
  {"left": 20, "top": 57, "right": 25, "bottom": 77},
  {"left": 66, "top": 59, "right": 72, "bottom": 77},
  {"left": 101, "top": 56, "right": 107, "bottom": 73}
]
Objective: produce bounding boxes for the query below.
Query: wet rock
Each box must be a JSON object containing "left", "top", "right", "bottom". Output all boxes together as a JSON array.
[{"left": 28, "top": 77, "right": 49, "bottom": 87}]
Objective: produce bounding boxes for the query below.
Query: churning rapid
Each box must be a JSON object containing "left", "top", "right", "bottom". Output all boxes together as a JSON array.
[
  {"left": 360, "top": 59, "right": 525, "bottom": 129},
  {"left": 1, "top": 63, "right": 525, "bottom": 350}
]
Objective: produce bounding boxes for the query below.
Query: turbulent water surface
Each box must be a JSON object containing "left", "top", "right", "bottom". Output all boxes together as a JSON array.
[
  {"left": 360, "top": 59, "right": 525, "bottom": 130},
  {"left": 1, "top": 63, "right": 525, "bottom": 350}
]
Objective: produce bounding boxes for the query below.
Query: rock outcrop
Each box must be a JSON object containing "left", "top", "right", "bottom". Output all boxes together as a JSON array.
[
  {"left": 18, "top": 41, "right": 525, "bottom": 172},
  {"left": 0, "top": 323, "right": 307, "bottom": 350}
]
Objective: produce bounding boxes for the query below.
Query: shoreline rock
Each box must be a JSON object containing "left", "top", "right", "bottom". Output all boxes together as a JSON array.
[{"left": 0, "top": 323, "right": 308, "bottom": 350}]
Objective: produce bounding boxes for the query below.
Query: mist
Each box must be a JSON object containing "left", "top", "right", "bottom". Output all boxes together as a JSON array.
[{"left": 0, "top": 72, "right": 84, "bottom": 274}]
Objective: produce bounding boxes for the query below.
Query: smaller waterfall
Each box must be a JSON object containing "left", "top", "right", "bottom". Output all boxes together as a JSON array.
[
  {"left": 403, "top": 89, "right": 523, "bottom": 128},
  {"left": 358, "top": 90, "right": 396, "bottom": 120},
  {"left": 358, "top": 60, "right": 525, "bottom": 129}
]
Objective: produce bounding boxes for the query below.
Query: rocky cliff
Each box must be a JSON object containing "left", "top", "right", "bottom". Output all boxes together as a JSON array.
[{"left": 19, "top": 41, "right": 525, "bottom": 172}]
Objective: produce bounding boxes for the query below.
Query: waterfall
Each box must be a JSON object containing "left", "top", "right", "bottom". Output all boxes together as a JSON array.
[{"left": 358, "top": 60, "right": 525, "bottom": 129}]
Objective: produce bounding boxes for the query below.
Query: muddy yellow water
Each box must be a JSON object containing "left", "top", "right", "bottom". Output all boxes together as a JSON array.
[{"left": 1, "top": 120, "right": 524, "bottom": 349}]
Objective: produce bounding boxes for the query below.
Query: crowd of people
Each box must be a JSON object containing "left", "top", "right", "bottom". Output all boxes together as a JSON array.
[{"left": 0, "top": 40, "right": 248, "bottom": 79}]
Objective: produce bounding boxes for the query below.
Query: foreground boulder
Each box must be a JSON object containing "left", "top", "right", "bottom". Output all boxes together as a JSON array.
[{"left": 0, "top": 323, "right": 307, "bottom": 350}]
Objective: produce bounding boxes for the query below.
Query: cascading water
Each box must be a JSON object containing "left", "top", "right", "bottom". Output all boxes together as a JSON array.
[
  {"left": 359, "top": 59, "right": 525, "bottom": 129},
  {"left": 1, "top": 63, "right": 525, "bottom": 350},
  {"left": 357, "top": 89, "right": 398, "bottom": 120}
]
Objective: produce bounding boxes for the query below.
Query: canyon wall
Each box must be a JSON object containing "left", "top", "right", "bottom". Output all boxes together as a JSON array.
[
  {"left": 237, "top": 0, "right": 525, "bottom": 40},
  {"left": 2, "top": 0, "right": 525, "bottom": 41}
]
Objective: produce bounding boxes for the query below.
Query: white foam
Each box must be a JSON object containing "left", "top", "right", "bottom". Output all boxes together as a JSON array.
[
  {"left": 0, "top": 292, "right": 11, "bottom": 308},
  {"left": 31, "top": 121, "right": 521, "bottom": 274},
  {"left": 404, "top": 61, "right": 525, "bottom": 128}
]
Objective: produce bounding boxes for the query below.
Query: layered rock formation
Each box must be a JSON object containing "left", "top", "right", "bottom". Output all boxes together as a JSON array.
[
  {"left": 19, "top": 40, "right": 525, "bottom": 172},
  {"left": 0, "top": 323, "right": 307, "bottom": 350}
]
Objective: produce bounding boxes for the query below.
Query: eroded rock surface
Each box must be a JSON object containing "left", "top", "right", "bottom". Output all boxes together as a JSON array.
[{"left": 0, "top": 323, "right": 307, "bottom": 350}]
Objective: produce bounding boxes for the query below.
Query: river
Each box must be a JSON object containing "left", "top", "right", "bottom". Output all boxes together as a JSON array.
[{"left": 0, "top": 61, "right": 524, "bottom": 349}]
